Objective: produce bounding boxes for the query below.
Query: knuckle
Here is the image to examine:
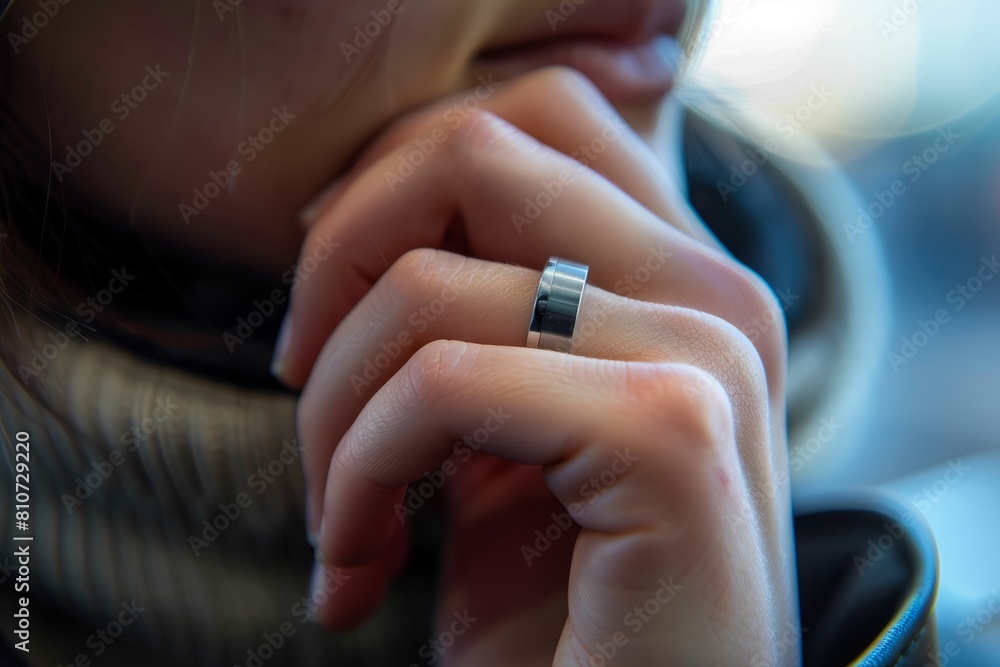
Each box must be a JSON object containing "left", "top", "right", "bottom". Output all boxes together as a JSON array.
[
  {"left": 715, "top": 314, "right": 768, "bottom": 385},
  {"left": 383, "top": 247, "right": 450, "bottom": 307},
  {"left": 533, "top": 66, "right": 603, "bottom": 103},
  {"left": 724, "top": 264, "right": 788, "bottom": 380},
  {"left": 652, "top": 305, "right": 769, "bottom": 403},
  {"left": 389, "top": 247, "right": 442, "bottom": 287},
  {"left": 624, "top": 362, "right": 734, "bottom": 454},
  {"left": 450, "top": 108, "right": 512, "bottom": 155},
  {"left": 364, "top": 102, "right": 454, "bottom": 164},
  {"left": 398, "top": 339, "right": 476, "bottom": 410},
  {"left": 380, "top": 249, "right": 474, "bottom": 327}
]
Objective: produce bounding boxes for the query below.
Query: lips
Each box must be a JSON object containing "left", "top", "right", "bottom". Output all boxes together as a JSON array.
[
  {"left": 474, "top": 0, "right": 687, "bottom": 104},
  {"left": 476, "top": 35, "right": 680, "bottom": 104}
]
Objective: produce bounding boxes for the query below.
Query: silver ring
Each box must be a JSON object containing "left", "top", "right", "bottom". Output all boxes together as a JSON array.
[{"left": 526, "top": 257, "right": 589, "bottom": 353}]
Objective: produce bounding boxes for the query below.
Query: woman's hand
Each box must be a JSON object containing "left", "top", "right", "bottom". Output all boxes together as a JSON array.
[{"left": 274, "top": 68, "right": 797, "bottom": 666}]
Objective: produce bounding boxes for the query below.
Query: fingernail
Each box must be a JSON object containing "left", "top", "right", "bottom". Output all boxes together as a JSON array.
[
  {"left": 270, "top": 314, "right": 293, "bottom": 380},
  {"left": 299, "top": 180, "right": 345, "bottom": 228},
  {"left": 307, "top": 561, "right": 326, "bottom": 623},
  {"left": 308, "top": 514, "right": 325, "bottom": 554}
]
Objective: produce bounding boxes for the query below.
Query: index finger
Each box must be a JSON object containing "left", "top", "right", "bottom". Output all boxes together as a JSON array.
[{"left": 273, "top": 108, "right": 781, "bottom": 394}]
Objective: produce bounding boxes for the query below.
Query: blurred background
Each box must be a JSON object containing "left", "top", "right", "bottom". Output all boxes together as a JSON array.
[{"left": 681, "top": 0, "right": 1000, "bottom": 663}]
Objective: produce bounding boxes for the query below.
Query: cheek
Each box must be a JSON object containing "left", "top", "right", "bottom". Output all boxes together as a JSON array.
[
  {"left": 7, "top": 2, "right": 213, "bottom": 216},
  {"left": 10, "top": 0, "right": 486, "bottom": 272}
]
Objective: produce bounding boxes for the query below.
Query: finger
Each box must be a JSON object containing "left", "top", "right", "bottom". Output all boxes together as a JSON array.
[
  {"left": 311, "top": 342, "right": 777, "bottom": 658},
  {"left": 277, "top": 107, "right": 783, "bottom": 394},
  {"left": 308, "top": 517, "right": 408, "bottom": 631},
  {"left": 320, "top": 340, "right": 731, "bottom": 566},
  {"left": 298, "top": 249, "right": 773, "bottom": 539},
  {"left": 277, "top": 67, "right": 733, "bottom": 390},
  {"left": 303, "top": 67, "right": 716, "bottom": 247}
]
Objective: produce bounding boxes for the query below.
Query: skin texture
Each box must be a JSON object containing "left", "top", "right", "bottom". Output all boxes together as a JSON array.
[
  {"left": 4, "top": 1, "right": 798, "bottom": 664},
  {"left": 4, "top": 0, "right": 683, "bottom": 273},
  {"left": 287, "top": 72, "right": 797, "bottom": 665}
]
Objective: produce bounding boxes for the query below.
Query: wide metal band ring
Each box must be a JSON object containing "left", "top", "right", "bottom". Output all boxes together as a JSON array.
[{"left": 526, "top": 256, "right": 589, "bottom": 353}]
